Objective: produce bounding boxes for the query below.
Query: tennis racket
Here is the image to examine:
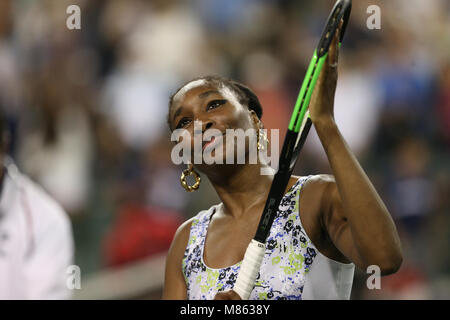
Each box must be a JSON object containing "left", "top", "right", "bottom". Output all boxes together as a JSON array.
[{"left": 233, "top": 0, "right": 352, "bottom": 300}]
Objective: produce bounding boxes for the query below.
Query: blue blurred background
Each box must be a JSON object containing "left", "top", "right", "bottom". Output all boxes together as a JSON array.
[{"left": 0, "top": 0, "right": 449, "bottom": 299}]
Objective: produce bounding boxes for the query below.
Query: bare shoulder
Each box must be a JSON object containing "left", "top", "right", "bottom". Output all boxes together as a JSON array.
[
  {"left": 305, "top": 174, "right": 336, "bottom": 186},
  {"left": 303, "top": 174, "right": 340, "bottom": 212},
  {"left": 302, "top": 174, "right": 338, "bottom": 199},
  {"left": 289, "top": 174, "right": 337, "bottom": 196},
  {"left": 163, "top": 216, "right": 196, "bottom": 299},
  {"left": 163, "top": 217, "right": 194, "bottom": 286},
  {"left": 169, "top": 216, "right": 196, "bottom": 256}
]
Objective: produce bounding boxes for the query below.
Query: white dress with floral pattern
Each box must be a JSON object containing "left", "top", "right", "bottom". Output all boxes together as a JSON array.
[{"left": 182, "top": 176, "right": 355, "bottom": 300}]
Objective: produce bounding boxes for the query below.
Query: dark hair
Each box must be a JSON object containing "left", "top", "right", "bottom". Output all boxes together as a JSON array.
[{"left": 167, "top": 76, "right": 263, "bottom": 130}]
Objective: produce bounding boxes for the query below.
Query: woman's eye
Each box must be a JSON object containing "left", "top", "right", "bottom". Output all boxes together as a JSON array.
[
  {"left": 206, "top": 99, "right": 226, "bottom": 111},
  {"left": 176, "top": 118, "right": 191, "bottom": 129}
]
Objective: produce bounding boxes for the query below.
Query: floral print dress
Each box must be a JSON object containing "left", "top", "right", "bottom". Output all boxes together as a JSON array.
[{"left": 182, "top": 176, "right": 319, "bottom": 300}]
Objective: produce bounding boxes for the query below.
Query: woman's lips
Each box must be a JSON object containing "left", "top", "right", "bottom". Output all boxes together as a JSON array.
[
  {"left": 202, "top": 136, "right": 216, "bottom": 151},
  {"left": 202, "top": 134, "right": 224, "bottom": 151}
]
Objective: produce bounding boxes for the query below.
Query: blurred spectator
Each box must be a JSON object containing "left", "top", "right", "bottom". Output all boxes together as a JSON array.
[
  {"left": 240, "top": 50, "right": 291, "bottom": 145},
  {"left": 437, "top": 63, "right": 450, "bottom": 144},
  {"left": 387, "top": 138, "right": 434, "bottom": 273},
  {"left": 0, "top": 111, "right": 74, "bottom": 299},
  {"left": 103, "top": 204, "right": 181, "bottom": 268}
]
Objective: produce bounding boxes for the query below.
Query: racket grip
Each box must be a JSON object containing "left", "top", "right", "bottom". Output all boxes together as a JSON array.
[{"left": 233, "top": 239, "right": 266, "bottom": 299}]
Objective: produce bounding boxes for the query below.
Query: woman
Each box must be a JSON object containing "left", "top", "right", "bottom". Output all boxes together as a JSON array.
[{"left": 162, "top": 26, "right": 402, "bottom": 300}]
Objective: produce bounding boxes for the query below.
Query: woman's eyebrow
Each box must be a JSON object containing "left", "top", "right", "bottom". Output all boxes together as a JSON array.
[
  {"left": 172, "top": 90, "right": 220, "bottom": 124},
  {"left": 172, "top": 106, "right": 184, "bottom": 122},
  {"left": 198, "top": 90, "right": 220, "bottom": 99}
]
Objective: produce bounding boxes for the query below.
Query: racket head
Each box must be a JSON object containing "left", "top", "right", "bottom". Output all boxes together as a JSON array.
[{"left": 317, "top": 0, "right": 352, "bottom": 58}]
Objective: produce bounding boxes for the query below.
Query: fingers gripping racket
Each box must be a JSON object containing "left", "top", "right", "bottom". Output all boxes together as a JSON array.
[{"left": 233, "top": 0, "right": 352, "bottom": 300}]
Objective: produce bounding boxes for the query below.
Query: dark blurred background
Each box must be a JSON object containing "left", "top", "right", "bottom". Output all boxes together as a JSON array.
[{"left": 0, "top": 0, "right": 448, "bottom": 299}]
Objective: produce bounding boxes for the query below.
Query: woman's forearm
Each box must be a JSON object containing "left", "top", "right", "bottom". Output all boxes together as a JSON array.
[{"left": 314, "top": 115, "right": 402, "bottom": 271}]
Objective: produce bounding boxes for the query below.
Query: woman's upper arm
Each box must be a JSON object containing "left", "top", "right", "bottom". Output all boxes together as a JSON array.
[
  {"left": 161, "top": 218, "right": 193, "bottom": 300},
  {"left": 300, "top": 175, "right": 354, "bottom": 265},
  {"left": 319, "top": 175, "right": 364, "bottom": 267}
]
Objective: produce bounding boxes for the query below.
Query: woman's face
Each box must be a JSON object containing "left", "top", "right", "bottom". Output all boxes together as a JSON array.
[{"left": 169, "top": 81, "right": 261, "bottom": 172}]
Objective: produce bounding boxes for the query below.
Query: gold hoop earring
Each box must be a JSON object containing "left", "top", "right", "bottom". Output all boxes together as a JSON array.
[
  {"left": 180, "top": 165, "right": 201, "bottom": 192},
  {"left": 257, "top": 129, "right": 269, "bottom": 151}
]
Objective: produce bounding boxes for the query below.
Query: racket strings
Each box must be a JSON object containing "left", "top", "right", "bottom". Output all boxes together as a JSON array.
[{"left": 320, "top": 4, "right": 344, "bottom": 55}]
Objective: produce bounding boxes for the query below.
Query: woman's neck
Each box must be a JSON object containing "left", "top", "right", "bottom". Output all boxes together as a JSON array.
[{"left": 207, "top": 162, "right": 275, "bottom": 219}]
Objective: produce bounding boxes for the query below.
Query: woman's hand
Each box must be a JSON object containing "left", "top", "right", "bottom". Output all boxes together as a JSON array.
[
  {"left": 308, "top": 21, "right": 343, "bottom": 125},
  {"left": 213, "top": 290, "right": 242, "bottom": 300}
]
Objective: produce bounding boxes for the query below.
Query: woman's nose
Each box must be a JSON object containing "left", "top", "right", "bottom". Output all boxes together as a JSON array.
[
  {"left": 193, "top": 119, "right": 214, "bottom": 136},
  {"left": 203, "top": 121, "right": 214, "bottom": 133}
]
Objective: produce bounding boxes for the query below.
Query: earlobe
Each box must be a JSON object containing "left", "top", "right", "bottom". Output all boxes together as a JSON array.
[{"left": 249, "top": 109, "right": 261, "bottom": 128}]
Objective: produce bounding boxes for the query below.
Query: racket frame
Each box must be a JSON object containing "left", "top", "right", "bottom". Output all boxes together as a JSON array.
[{"left": 233, "top": 0, "right": 352, "bottom": 300}]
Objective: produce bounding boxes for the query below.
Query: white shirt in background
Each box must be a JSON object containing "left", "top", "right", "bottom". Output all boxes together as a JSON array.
[{"left": 0, "top": 159, "right": 74, "bottom": 299}]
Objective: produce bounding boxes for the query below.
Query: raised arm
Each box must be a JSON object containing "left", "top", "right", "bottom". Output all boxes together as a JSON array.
[{"left": 308, "top": 24, "right": 402, "bottom": 275}]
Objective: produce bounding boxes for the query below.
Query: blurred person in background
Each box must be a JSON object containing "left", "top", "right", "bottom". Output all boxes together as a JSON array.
[
  {"left": 0, "top": 109, "right": 74, "bottom": 299},
  {"left": 102, "top": 142, "right": 183, "bottom": 267}
]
